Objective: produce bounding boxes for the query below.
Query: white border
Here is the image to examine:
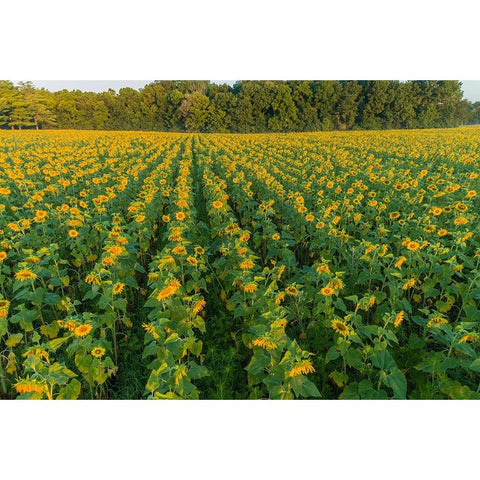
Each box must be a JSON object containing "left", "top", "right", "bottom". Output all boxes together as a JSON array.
[{"left": 2, "top": 1, "right": 480, "bottom": 478}]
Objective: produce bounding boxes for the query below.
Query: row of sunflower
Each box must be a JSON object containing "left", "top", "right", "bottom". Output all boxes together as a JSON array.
[
  {"left": 0, "top": 131, "right": 182, "bottom": 398},
  {"left": 0, "top": 128, "right": 479, "bottom": 399},
  {"left": 196, "top": 139, "right": 320, "bottom": 398},
  {"left": 142, "top": 139, "right": 209, "bottom": 399},
  {"left": 202, "top": 132, "right": 480, "bottom": 398}
]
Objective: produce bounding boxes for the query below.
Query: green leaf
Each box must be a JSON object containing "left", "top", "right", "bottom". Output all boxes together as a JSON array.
[
  {"left": 370, "top": 348, "right": 396, "bottom": 371},
  {"left": 40, "top": 321, "right": 60, "bottom": 339},
  {"left": 358, "top": 379, "right": 388, "bottom": 399},
  {"left": 6, "top": 333, "right": 23, "bottom": 348},
  {"left": 469, "top": 358, "right": 480, "bottom": 372},
  {"left": 340, "top": 383, "right": 359, "bottom": 399},
  {"left": 0, "top": 317, "right": 7, "bottom": 337},
  {"left": 188, "top": 363, "right": 209, "bottom": 380},
  {"left": 298, "top": 378, "right": 321, "bottom": 398},
  {"left": 49, "top": 336, "right": 70, "bottom": 352},
  {"left": 57, "top": 379, "right": 82, "bottom": 399},
  {"left": 325, "top": 346, "right": 339, "bottom": 363},
  {"left": 384, "top": 368, "right": 407, "bottom": 399},
  {"left": 329, "top": 370, "right": 349, "bottom": 388},
  {"left": 334, "top": 297, "right": 347, "bottom": 312}
]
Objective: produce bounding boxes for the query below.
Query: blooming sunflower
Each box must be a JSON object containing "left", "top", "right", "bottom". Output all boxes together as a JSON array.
[
  {"left": 406, "top": 241, "right": 420, "bottom": 251},
  {"left": 320, "top": 286, "right": 334, "bottom": 296},
  {"left": 331, "top": 319, "right": 349, "bottom": 336},
  {"left": 74, "top": 324, "right": 93, "bottom": 337},
  {"left": 91, "top": 347, "right": 106, "bottom": 358}
]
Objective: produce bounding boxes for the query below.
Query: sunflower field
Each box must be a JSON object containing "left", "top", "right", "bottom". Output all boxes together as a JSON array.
[{"left": 0, "top": 128, "right": 479, "bottom": 400}]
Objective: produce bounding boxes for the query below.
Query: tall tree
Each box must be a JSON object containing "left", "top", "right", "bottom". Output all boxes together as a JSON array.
[
  {"left": 19, "top": 82, "right": 57, "bottom": 129},
  {"left": 180, "top": 91, "right": 210, "bottom": 131}
]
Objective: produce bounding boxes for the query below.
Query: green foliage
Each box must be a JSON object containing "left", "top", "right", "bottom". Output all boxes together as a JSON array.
[{"left": 0, "top": 80, "right": 476, "bottom": 132}]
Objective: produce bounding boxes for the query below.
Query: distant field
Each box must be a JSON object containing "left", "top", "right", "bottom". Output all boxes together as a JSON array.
[{"left": 0, "top": 128, "right": 479, "bottom": 399}]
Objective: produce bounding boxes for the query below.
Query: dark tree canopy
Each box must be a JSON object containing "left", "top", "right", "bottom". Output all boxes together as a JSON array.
[{"left": 0, "top": 80, "right": 478, "bottom": 131}]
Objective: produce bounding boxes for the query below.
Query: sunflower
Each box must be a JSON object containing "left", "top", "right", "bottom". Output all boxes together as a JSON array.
[
  {"left": 107, "top": 245, "right": 125, "bottom": 257},
  {"left": 459, "top": 333, "right": 478, "bottom": 344},
  {"left": 14, "top": 379, "right": 45, "bottom": 395},
  {"left": 394, "top": 256, "right": 407, "bottom": 268},
  {"left": 394, "top": 311, "right": 405, "bottom": 327},
  {"left": 252, "top": 338, "right": 277, "bottom": 350},
  {"left": 427, "top": 316, "right": 448, "bottom": 328},
  {"left": 91, "top": 347, "right": 106, "bottom": 358},
  {"left": 112, "top": 282, "right": 125, "bottom": 294},
  {"left": 288, "top": 360, "right": 315, "bottom": 377},
  {"left": 406, "top": 241, "right": 420, "bottom": 251},
  {"left": 316, "top": 264, "right": 330, "bottom": 274},
  {"left": 0, "top": 300, "right": 10, "bottom": 309},
  {"left": 212, "top": 201, "right": 223, "bottom": 209},
  {"left": 64, "top": 320, "right": 77, "bottom": 331},
  {"left": 0, "top": 251, "right": 7, "bottom": 261},
  {"left": 15, "top": 269, "right": 37, "bottom": 282},
  {"left": 454, "top": 216, "right": 468, "bottom": 226},
  {"left": 272, "top": 233, "right": 280, "bottom": 241},
  {"left": 331, "top": 319, "right": 349, "bottom": 336},
  {"left": 320, "top": 286, "right": 334, "bottom": 296},
  {"left": 186, "top": 256, "right": 198, "bottom": 266},
  {"left": 142, "top": 323, "right": 159, "bottom": 339},
  {"left": 74, "top": 324, "right": 93, "bottom": 337},
  {"left": 156, "top": 279, "right": 181, "bottom": 302},
  {"left": 285, "top": 285, "right": 298, "bottom": 296},
  {"left": 192, "top": 299, "right": 206, "bottom": 315},
  {"left": 68, "top": 229, "right": 79, "bottom": 238},
  {"left": 402, "top": 278, "right": 416, "bottom": 290},
  {"left": 275, "top": 292, "right": 286, "bottom": 305},
  {"left": 240, "top": 259, "right": 254, "bottom": 270},
  {"left": 171, "top": 245, "right": 187, "bottom": 256},
  {"left": 243, "top": 283, "right": 257, "bottom": 293},
  {"left": 102, "top": 257, "right": 115, "bottom": 267},
  {"left": 176, "top": 211, "right": 186, "bottom": 221}
]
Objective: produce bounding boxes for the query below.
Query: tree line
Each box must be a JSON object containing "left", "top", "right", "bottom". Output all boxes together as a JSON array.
[{"left": 1, "top": 80, "right": 479, "bottom": 132}]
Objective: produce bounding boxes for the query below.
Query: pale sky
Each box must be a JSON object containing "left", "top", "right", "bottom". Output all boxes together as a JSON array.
[{"left": 13, "top": 80, "right": 480, "bottom": 102}]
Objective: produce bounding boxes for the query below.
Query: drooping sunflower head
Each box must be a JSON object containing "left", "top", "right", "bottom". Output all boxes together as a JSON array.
[
  {"left": 331, "top": 319, "right": 349, "bottom": 336},
  {"left": 15, "top": 269, "right": 37, "bottom": 282}
]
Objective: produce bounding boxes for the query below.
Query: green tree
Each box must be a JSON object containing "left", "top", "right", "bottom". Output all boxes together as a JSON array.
[
  {"left": 19, "top": 82, "right": 57, "bottom": 129},
  {"left": 180, "top": 91, "right": 210, "bottom": 131}
]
